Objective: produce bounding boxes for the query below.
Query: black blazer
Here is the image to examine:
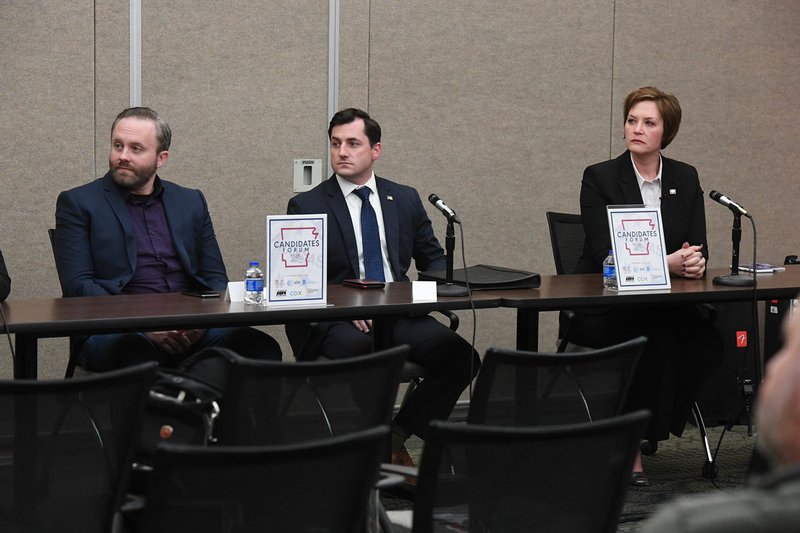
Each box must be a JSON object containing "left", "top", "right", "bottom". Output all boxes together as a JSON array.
[
  {"left": 287, "top": 175, "right": 446, "bottom": 283},
  {"left": 576, "top": 151, "right": 709, "bottom": 275}
]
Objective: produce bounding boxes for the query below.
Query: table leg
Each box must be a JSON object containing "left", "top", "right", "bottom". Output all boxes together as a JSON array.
[
  {"left": 14, "top": 334, "right": 38, "bottom": 380},
  {"left": 516, "top": 309, "right": 539, "bottom": 351}
]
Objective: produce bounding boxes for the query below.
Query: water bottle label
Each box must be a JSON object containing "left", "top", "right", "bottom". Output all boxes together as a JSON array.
[
  {"left": 245, "top": 279, "right": 264, "bottom": 292},
  {"left": 603, "top": 265, "right": 615, "bottom": 278}
]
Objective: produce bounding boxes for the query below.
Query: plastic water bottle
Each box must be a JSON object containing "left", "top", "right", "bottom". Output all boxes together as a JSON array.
[
  {"left": 244, "top": 261, "right": 264, "bottom": 305},
  {"left": 602, "top": 250, "right": 617, "bottom": 290}
]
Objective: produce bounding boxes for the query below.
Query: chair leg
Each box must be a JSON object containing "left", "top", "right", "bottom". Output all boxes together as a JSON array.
[
  {"left": 693, "top": 402, "right": 718, "bottom": 479},
  {"left": 398, "top": 378, "right": 421, "bottom": 409}
]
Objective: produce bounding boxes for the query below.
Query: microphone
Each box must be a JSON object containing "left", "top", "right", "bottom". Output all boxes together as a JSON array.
[
  {"left": 428, "top": 194, "right": 461, "bottom": 224},
  {"left": 709, "top": 190, "right": 750, "bottom": 218}
]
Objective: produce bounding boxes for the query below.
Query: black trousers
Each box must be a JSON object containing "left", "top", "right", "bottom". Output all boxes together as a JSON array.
[
  {"left": 565, "top": 303, "right": 723, "bottom": 441},
  {"left": 290, "top": 315, "right": 479, "bottom": 440}
]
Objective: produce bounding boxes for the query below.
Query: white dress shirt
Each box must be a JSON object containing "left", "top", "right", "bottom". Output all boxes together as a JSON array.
[
  {"left": 336, "top": 173, "right": 395, "bottom": 282},
  {"left": 631, "top": 152, "right": 663, "bottom": 208}
]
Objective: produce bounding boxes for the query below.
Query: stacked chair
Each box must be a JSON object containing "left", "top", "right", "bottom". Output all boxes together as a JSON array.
[
  {"left": 411, "top": 412, "right": 649, "bottom": 533},
  {"left": 384, "top": 338, "right": 649, "bottom": 532},
  {"left": 122, "top": 345, "right": 410, "bottom": 532},
  {"left": 0, "top": 362, "right": 156, "bottom": 533}
]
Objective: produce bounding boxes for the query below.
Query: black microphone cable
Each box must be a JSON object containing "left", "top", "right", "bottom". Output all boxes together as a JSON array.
[
  {"left": 0, "top": 302, "right": 16, "bottom": 370},
  {"left": 454, "top": 220, "right": 478, "bottom": 400},
  {"left": 710, "top": 214, "right": 759, "bottom": 490}
]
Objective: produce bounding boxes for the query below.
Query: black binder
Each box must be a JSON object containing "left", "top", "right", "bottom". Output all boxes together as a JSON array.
[{"left": 418, "top": 264, "right": 540, "bottom": 290}]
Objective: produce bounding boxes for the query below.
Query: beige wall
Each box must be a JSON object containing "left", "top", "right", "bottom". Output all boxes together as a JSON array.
[{"left": 1, "top": 1, "right": 798, "bottom": 378}]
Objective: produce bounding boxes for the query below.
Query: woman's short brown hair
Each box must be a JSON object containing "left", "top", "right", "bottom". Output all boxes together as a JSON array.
[{"left": 623, "top": 87, "right": 682, "bottom": 149}]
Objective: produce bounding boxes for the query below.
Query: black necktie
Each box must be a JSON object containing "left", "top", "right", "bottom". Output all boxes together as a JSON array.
[{"left": 353, "top": 187, "right": 385, "bottom": 281}]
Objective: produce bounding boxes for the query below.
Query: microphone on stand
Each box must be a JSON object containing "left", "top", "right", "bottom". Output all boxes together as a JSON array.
[
  {"left": 709, "top": 190, "right": 754, "bottom": 286},
  {"left": 428, "top": 194, "right": 461, "bottom": 224},
  {"left": 709, "top": 190, "right": 751, "bottom": 218},
  {"left": 428, "top": 193, "right": 469, "bottom": 297}
]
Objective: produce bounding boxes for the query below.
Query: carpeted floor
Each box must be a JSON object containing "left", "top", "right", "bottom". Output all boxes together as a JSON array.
[
  {"left": 617, "top": 423, "right": 755, "bottom": 531},
  {"left": 385, "top": 423, "right": 757, "bottom": 532}
]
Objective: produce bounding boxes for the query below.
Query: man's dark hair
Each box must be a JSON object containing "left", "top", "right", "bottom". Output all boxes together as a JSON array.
[
  {"left": 111, "top": 107, "right": 172, "bottom": 152},
  {"left": 328, "top": 108, "right": 381, "bottom": 146}
]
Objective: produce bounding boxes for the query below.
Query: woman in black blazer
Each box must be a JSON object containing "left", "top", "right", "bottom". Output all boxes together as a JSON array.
[{"left": 570, "top": 87, "right": 722, "bottom": 485}]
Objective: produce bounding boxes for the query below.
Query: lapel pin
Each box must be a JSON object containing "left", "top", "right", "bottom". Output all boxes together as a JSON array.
[
  {"left": 387, "top": 195, "right": 394, "bottom": 201},
  {"left": 669, "top": 189, "right": 677, "bottom": 195}
]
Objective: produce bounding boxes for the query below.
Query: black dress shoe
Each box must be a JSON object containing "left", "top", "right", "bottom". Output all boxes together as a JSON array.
[{"left": 630, "top": 471, "right": 650, "bottom": 487}]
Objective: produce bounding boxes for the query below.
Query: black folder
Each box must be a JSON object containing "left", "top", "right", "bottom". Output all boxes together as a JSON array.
[{"left": 418, "top": 264, "right": 540, "bottom": 290}]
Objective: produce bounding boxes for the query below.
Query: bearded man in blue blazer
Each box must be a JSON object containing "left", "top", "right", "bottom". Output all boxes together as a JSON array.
[
  {"left": 286, "top": 108, "right": 479, "bottom": 465},
  {"left": 55, "top": 107, "right": 280, "bottom": 371}
]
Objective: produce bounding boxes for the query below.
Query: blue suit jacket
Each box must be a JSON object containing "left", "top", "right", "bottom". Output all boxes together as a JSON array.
[
  {"left": 54, "top": 172, "right": 228, "bottom": 297},
  {"left": 287, "top": 175, "right": 446, "bottom": 284}
]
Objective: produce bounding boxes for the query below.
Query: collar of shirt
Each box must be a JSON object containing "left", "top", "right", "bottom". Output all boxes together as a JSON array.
[
  {"left": 631, "top": 153, "right": 662, "bottom": 208},
  {"left": 123, "top": 176, "right": 165, "bottom": 205},
  {"left": 335, "top": 172, "right": 377, "bottom": 198},
  {"left": 336, "top": 172, "right": 394, "bottom": 282}
]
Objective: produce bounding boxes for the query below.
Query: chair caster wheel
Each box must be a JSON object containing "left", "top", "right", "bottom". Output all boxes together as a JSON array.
[{"left": 640, "top": 440, "right": 658, "bottom": 456}]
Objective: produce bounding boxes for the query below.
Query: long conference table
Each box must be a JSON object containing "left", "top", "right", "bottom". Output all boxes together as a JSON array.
[{"left": 2, "top": 266, "right": 800, "bottom": 380}]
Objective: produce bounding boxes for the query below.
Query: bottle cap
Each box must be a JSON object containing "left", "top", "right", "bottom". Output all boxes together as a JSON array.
[{"left": 249, "top": 261, "right": 259, "bottom": 267}]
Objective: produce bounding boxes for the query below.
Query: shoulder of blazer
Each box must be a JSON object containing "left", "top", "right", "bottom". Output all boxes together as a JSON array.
[{"left": 661, "top": 156, "right": 698, "bottom": 180}]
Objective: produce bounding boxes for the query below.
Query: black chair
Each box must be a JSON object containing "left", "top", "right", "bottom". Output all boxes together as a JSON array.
[
  {"left": 287, "top": 310, "right": 459, "bottom": 409},
  {"left": 135, "top": 425, "right": 389, "bottom": 533},
  {"left": 545, "top": 211, "right": 585, "bottom": 278},
  {"left": 406, "top": 411, "right": 649, "bottom": 533},
  {"left": 468, "top": 337, "right": 646, "bottom": 426},
  {"left": 214, "top": 345, "right": 409, "bottom": 445},
  {"left": 545, "top": 211, "right": 718, "bottom": 477},
  {"left": 0, "top": 362, "right": 157, "bottom": 533},
  {"left": 48, "top": 228, "right": 82, "bottom": 378}
]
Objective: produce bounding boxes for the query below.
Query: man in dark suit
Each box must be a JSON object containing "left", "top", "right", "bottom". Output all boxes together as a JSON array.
[
  {"left": 286, "top": 108, "right": 479, "bottom": 464},
  {"left": 55, "top": 107, "right": 280, "bottom": 371}
]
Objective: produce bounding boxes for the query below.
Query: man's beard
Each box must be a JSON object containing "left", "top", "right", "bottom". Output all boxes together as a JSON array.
[{"left": 110, "top": 160, "right": 157, "bottom": 191}]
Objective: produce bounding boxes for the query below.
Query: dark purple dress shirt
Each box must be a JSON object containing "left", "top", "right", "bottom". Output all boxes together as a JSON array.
[{"left": 122, "top": 179, "right": 195, "bottom": 294}]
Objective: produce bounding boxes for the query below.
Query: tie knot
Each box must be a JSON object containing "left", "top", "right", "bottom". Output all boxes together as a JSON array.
[{"left": 353, "top": 187, "right": 371, "bottom": 203}]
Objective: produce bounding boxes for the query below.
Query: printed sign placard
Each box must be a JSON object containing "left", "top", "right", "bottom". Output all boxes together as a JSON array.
[
  {"left": 266, "top": 214, "right": 327, "bottom": 306},
  {"left": 606, "top": 205, "right": 671, "bottom": 291}
]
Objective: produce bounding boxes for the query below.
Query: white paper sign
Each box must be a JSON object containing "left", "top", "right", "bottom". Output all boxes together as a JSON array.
[
  {"left": 266, "top": 214, "right": 327, "bottom": 306},
  {"left": 225, "top": 281, "right": 245, "bottom": 302},
  {"left": 412, "top": 281, "right": 438, "bottom": 302},
  {"left": 606, "top": 205, "right": 671, "bottom": 291}
]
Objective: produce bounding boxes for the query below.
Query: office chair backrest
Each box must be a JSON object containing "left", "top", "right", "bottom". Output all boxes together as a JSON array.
[
  {"left": 215, "top": 344, "right": 408, "bottom": 445},
  {"left": 140, "top": 425, "right": 389, "bottom": 533},
  {"left": 413, "top": 411, "right": 649, "bottom": 533},
  {"left": 546, "top": 211, "right": 585, "bottom": 275},
  {"left": 0, "top": 362, "right": 156, "bottom": 533},
  {"left": 468, "top": 337, "right": 646, "bottom": 426}
]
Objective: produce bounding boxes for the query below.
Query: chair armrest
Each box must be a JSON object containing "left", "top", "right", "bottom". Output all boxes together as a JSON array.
[
  {"left": 381, "top": 462, "right": 418, "bottom": 483},
  {"left": 435, "top": 310, "right": 459, "bottom": 331},
  {"left": 113, "top": 494, "right": 146, "bottom": 533},
  {"left": 377, "top": 464, "right": 414, "bottom": 489}
]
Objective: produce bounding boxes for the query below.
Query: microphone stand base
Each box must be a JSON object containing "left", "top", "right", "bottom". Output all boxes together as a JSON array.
[
  {"left": 713, "top": 274, "right": 755, "bottom": 287},
  {"left": 437, "top": 283, "right": 470, "bottom": 297}
]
